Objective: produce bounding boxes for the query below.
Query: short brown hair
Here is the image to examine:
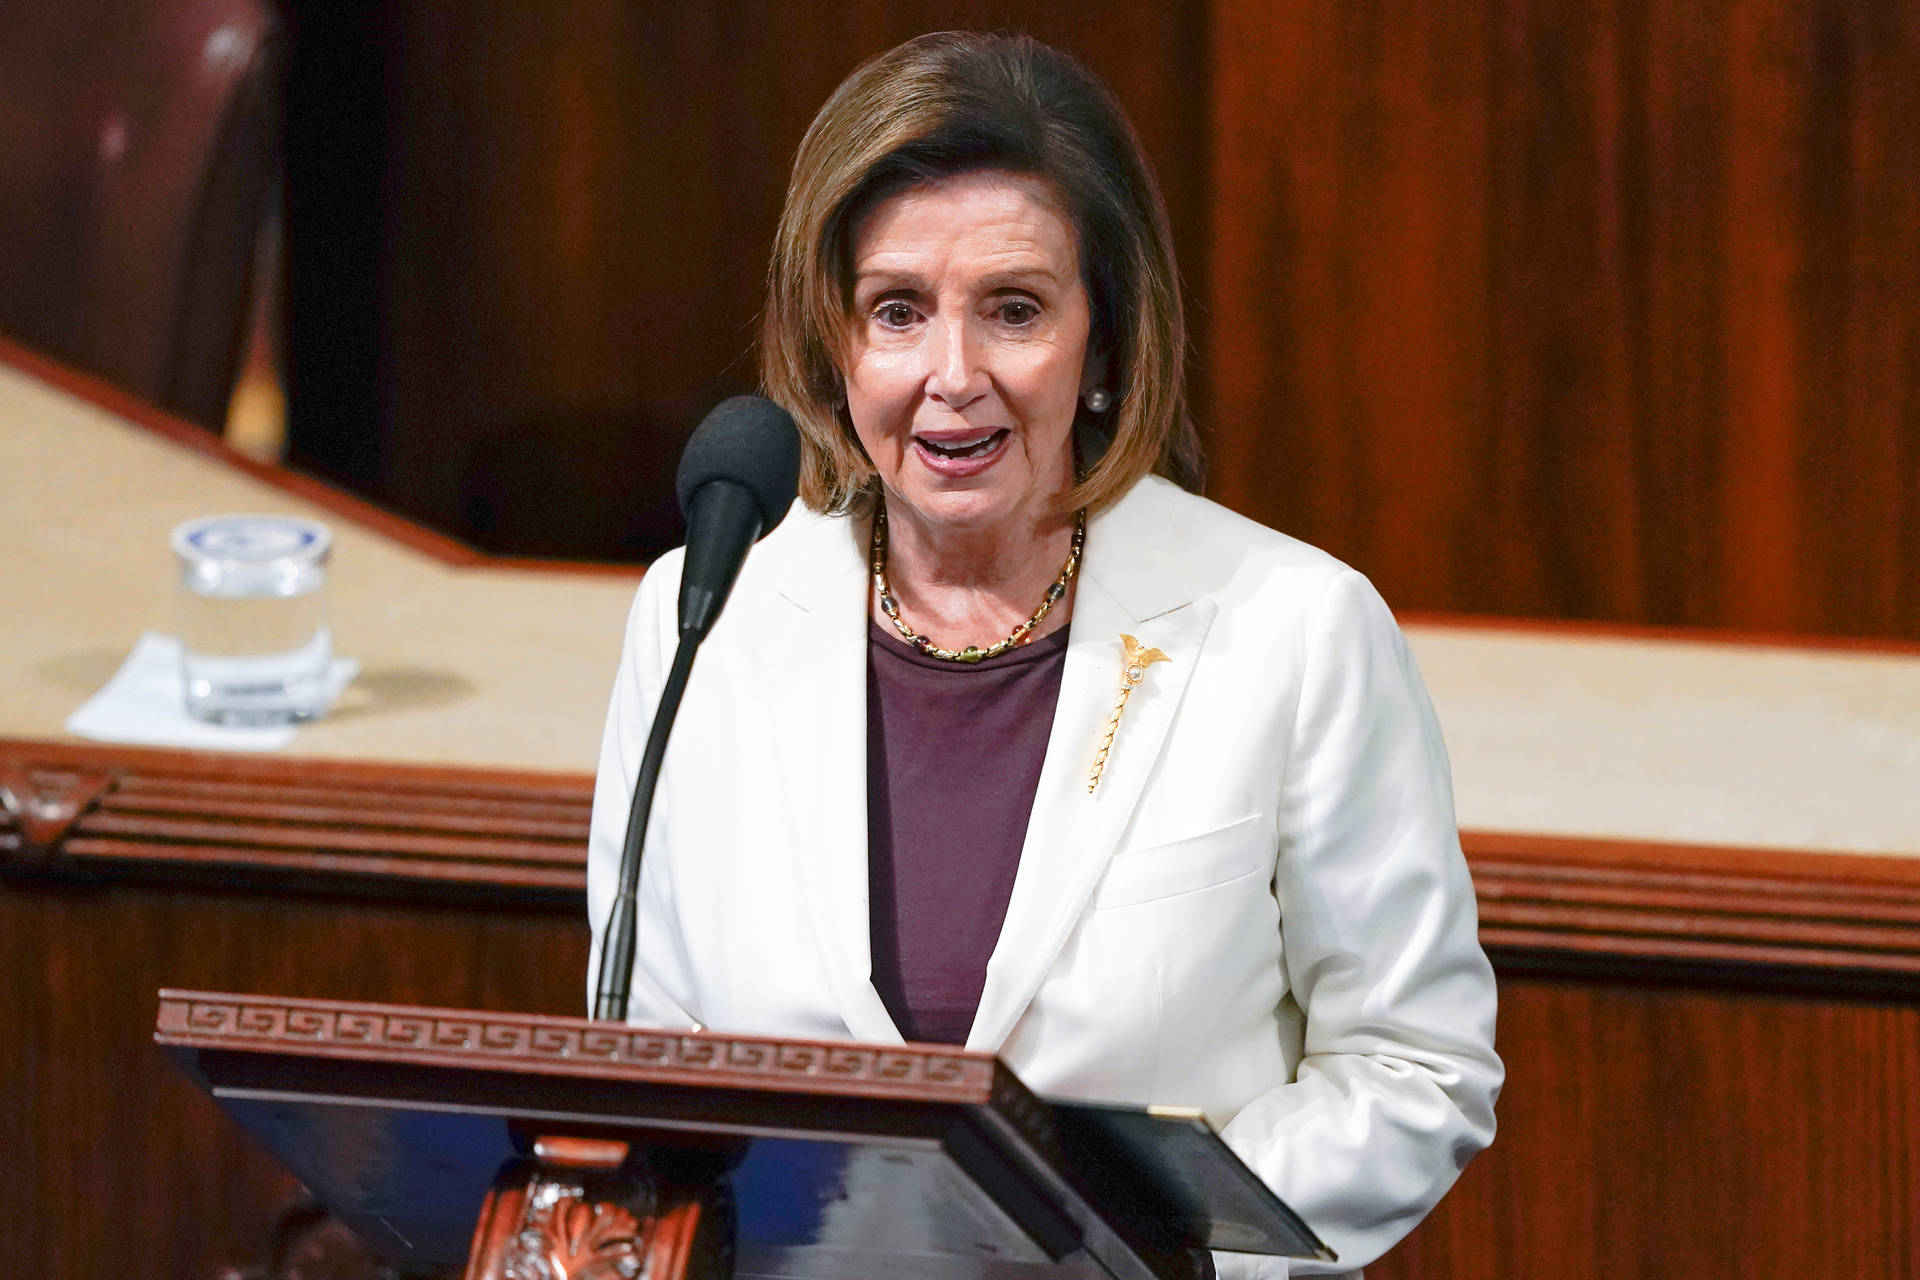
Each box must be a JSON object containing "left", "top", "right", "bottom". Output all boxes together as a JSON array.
[{"left": 761, "top": 31, "right": 1203, "bottom": 515}]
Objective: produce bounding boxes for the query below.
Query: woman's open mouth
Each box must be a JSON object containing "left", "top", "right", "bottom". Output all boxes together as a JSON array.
[{"left": 913, "top": 428, "right": 1010, "bottom": 473}]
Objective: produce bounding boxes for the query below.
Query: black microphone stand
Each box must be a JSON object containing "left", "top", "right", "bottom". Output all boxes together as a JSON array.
[
  {"left": 592, "top": 480, "right": 767, "bottom": 1023},
  {"left": 591, "top": 633, "right": 699, "bottom": 1022}
]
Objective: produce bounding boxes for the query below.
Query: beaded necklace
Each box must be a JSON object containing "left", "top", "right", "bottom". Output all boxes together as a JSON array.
[{"left": 870, "top": 502, "right": 1085, "bottom": 663}]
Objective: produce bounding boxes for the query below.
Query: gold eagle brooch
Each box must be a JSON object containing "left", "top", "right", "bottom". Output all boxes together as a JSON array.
[{"left": 1087, "top": 633, "right": 1170, "bottom": 794}]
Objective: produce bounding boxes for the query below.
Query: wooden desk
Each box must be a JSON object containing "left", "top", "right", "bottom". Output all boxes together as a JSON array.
[
  {"left": 3, "top": 339, "right": 1916, "bottom": 1280},
  {"left": 2, "top": 340, "right": 640, "bottom": 771}
]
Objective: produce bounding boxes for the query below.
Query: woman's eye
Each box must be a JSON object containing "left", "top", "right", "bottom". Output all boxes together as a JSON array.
[
  {"left": 874, "top": 302, "right": 916, "bottom": 329},
  {"left": 999, "top": 300, "right": 1039, "bottom": 325}
]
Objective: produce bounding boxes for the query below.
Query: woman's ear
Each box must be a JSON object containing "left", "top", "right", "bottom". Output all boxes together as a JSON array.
[
  {"left": 1080, "top": 344, "right": 1110, "bottom": 399},
  {"left": 1075, "top": 340, "right": 1116, "bottom": 470}
]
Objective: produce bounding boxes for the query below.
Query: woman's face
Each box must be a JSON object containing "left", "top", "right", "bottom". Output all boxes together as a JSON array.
[{"left": 844, "top": 170, "right": 1100, "bottom": 538}]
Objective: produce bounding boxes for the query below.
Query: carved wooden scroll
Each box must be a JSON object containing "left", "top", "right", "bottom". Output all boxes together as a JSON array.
[
  {"left": 465, "top": 1137, "right": 728, "bottom": 1280},
  {"left": 0, "top": 762, "right": 113, "bottom": 857}
]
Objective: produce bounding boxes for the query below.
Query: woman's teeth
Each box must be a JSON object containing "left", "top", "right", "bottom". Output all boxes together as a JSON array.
[{"left": 920, "top": 429, "right": 1008, "bottom": 459}]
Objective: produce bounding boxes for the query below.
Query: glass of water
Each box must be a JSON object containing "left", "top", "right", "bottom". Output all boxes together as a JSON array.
[{"left": 170, "top": 515, "right": 334, "bottom": 724}]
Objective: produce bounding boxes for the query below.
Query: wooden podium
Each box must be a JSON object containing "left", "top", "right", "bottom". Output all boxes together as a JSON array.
[{"left": 157, "top": 991, "right": 1330, "bottom": 1280}]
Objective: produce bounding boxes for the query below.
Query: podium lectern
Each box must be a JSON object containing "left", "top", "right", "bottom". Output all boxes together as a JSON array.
[{"left": 158, "top": 991, "right": 1330, "bottom": 1280}]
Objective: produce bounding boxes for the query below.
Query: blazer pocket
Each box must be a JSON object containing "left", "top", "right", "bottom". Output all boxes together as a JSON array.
[{"left": 1093, "top": 814, "right": 1270, "bottom": 910}]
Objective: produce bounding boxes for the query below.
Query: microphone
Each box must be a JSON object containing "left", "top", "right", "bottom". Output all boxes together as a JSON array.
[
  {"left": 593, "top": 396, "right": 800, "bottom": 1022},
  {"left": 674, "top": 395, "right": 803, "bottom": 639}
]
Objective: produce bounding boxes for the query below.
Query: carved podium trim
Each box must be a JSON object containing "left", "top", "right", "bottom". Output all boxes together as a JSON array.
[
  {"left": 471, "top": 1163, "right": 655, "bottom": 1280},
  {"left": 501, "top": 1185, "right": 647, "bottom": 1280},
  {"left": 462, "top": 1147, "right": 731, "bottom": 1280},
  {"left": 156, "top": 990, "right": 1275, "bottom": 1280},
  {"left": 156, "top": 991, "right": 998, "bottom": 1099}
]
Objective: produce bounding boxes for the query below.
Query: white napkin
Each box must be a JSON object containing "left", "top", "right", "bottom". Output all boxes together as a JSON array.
[{"left": 64, "top": 631, "right": 359, "bottom": 752}]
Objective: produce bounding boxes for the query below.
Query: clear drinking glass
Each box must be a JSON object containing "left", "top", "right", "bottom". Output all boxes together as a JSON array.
[{"left": 170, "top": 515, "right": 334, "bottom": 724}]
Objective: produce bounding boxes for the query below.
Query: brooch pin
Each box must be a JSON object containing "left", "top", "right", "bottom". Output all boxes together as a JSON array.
[{"left": 1087, "top": 633, "right": 1170, "bottom": 793}]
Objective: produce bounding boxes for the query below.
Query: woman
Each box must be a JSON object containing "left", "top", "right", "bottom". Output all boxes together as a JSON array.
[{"left": 589, "top": 32, "right": 1500, "bottom": 1279}]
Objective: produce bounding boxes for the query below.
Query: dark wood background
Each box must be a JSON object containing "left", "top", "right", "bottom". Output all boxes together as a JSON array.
[
  {"left": 281, "top": 1, "right": 1211, "bottom": 563},
  {"left": 8, "top": 2, "right": 1920, "bottom": 1276},
  {"left": 0, "top": 878, "right": 587, "bottom": 1275},
  {"left": 6, "top": 741, "right": 1920, "bottom": 1279},
  {"left": 1377, "top": 975, "right": 1920, "bottom": 1279},
  {"left": 280, "top": 0, "right": 1920, "bottom": 638},
  {"left": 10, "top": 848, "right": 1918, "bottom": 1279},
  {"left": 1209, "top": 0, "right": 1920, "bottom": 640}
]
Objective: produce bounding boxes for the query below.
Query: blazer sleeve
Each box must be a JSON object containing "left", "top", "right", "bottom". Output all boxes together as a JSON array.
[
  {"left": 1216, "top": 569, "right": 1503, "bottom": 1277},
  {"left": 585, "top": 553, "right": 704, "bottom": 1028}
]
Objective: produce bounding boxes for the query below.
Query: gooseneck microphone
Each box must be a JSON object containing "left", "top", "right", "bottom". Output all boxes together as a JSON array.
[{"left": 593, "top": 396, "right": 801, "bottom": 1022}]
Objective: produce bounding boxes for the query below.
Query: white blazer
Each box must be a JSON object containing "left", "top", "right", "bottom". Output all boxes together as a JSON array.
[{"left": 588, "top": 475, "right": 1502, "bottom": 1279}]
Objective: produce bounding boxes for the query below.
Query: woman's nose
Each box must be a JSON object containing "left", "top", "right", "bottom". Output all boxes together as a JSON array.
[{"left": 922, "top": 315, "right": 988, "bottom": 409}]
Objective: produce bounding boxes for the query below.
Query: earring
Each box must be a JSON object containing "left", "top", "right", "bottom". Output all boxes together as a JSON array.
[{"left": 1084, "top": 387, "right": 1111, "bottom": 413}]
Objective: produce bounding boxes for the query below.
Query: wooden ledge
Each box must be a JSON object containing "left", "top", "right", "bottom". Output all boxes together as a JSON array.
[
  {"left": 1467, "top": 829, "right": 1920, "bottom": 984},
  {"left": 11, "top": 738, "right": 1920, "bottom": 987},
  {"left": 0, "top": 333, "right": 647, "bottom": 577},
  {"left": 0, "top": 738, "right": 592, "bottom": 899}
]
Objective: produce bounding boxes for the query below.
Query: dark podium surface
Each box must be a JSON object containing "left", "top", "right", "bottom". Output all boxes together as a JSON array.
[{"left": 157, "top": 991, "right": 1329, "bottom": 1280}]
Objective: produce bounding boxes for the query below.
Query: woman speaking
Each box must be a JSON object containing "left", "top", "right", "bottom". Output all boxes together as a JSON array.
[{"left": 588, "top": 31, "right": 1500, "bottom": 1279}]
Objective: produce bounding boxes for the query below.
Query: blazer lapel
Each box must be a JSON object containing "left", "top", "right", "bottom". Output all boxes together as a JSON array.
[
  {"left": 969, "top": 482, "right": 1217, "bottom": 1053},
  {"left": 753, "top": 509, "right": 903, "bottom": 1044}
]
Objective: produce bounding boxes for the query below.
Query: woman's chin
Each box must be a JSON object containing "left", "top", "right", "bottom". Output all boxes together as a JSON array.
[{"left": 889, "top": 483, "right": 1028, "bottom": 536}]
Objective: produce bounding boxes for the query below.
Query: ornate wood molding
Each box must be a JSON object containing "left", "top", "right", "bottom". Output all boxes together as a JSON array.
[
  {"left": 464, "top": 1140, "right": 729, "bottom": 1280},
  {"left": 0, "top": 761, "right": 113, "bottom": 856},
  {"left": 1467, "top": 829, "right": 1920, "bottom": 982},
  {"left": 155, "top": 991, "right": 997, "bottom": 1099},
  {"left": 15, "top": 738, "right": 1920, "bottom": 986},
  {"left": 1400, "top": 609, "right": 1920, "bottom": 659},
  {"left": 469, "top": 1159, "right": 656, "bottom": 1280},
  {"left": 0, "top": 739, "right": 591, "bottom": 898}
]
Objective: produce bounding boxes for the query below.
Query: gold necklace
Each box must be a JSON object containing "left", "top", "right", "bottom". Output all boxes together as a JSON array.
[{"left": 870, "top": 502, "right": 1085, "bottom": 663}]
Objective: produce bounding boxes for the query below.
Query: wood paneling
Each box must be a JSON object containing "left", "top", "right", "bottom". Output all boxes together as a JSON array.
[
  {"left": 0, "top": 741, "right": 586, "bottom": 1278},
  {"left": 9, "top": 7, "right": 1919, "bottom": 1252},
  {"left": 1371, "top": 975, "right": 1920, "bottom": 1279},
  {"left": 0, "top": 869, "right": 588, "bottom": 1277},
  {"left": 9, "top": 736, "right": 1920, "bottom": 1276},
  {"left": 1210, "top": 0, "right": 1920, "bottom": 639},
  {"left": 275, "top": 0, "right": 1920, "bottom": 632},
  {"left": 284, "top": 0, "right": 1211, "bottom": 562},
  {"left": 14, "top": 739, "right": 1920, "bottom": 990}
]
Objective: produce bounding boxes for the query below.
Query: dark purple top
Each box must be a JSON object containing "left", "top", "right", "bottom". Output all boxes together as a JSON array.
[{"left": 866, "top": 619, "right": 1070, "bottom": 1045}]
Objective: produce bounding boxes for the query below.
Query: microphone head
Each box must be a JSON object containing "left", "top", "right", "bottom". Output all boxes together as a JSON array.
[{"left": 674, "top": 395, "right": 801, "bottom": 537}]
